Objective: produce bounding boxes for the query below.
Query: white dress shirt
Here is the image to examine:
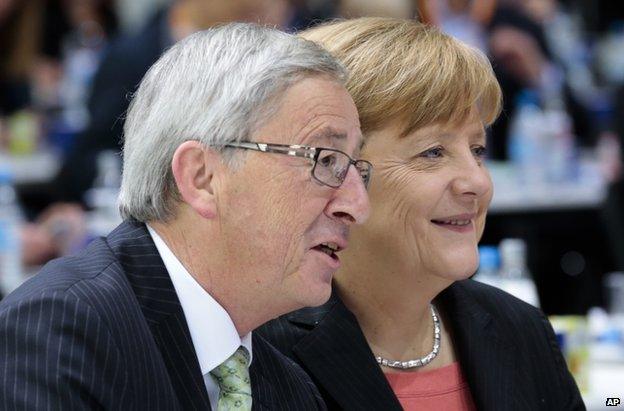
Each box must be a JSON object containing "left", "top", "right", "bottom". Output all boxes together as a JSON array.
[{"left": 147, "top": 225, "right": 252, "bottom": 410}]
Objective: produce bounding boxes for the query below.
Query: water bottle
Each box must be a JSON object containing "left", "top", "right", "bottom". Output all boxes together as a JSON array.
[
  {"left": 85, "top": 150, "right": 122, "bottom": 237},
  {"left": 543, "top": 107, "right": 576, "bottom": 184},
  {"left": 498, "top": 238, "right": 540, "bottom": 307},
  {"left": 59, "top": 20, "right": 105, "bottom": 134},
  {"left": 507, "top": 90, "right": 547, "bottom": 187},
  {"left": 474, "top": 245, "right": 501, "bottom": 288},
  {"left": 0, "top": 168, "right": 24, "bottom": 296}
]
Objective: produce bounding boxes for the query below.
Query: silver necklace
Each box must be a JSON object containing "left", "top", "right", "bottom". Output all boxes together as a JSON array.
[{"left": 375, "top": 304, "right": 441, "bottom": 369}]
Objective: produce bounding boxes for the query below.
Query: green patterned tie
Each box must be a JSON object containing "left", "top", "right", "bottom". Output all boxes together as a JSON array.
[{"left": 209, "top": 346, "right": 252, "bottom": 411}]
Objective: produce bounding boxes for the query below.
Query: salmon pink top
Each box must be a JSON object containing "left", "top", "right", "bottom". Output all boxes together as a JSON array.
[{"left": 384, "top": 362, "right": 476, "bottom": 411}]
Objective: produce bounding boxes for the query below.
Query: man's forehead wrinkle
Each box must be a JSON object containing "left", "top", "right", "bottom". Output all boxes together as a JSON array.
[
  {"left": 296, "top": 118, "right": 348, "bottom": 148},
  {"left": 295, "top": 103, "right": 354, "bottom": 141},
  {"left": 298, "top": 93, "right": 354, "bottom": 124},
  {"left": 279, "top": 82, "right": 360, "bottom": 151}
]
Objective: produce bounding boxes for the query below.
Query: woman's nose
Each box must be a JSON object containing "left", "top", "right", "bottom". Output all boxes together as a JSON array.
[{"left": 451, "top": 155, "right": 492, "bottom": 199}]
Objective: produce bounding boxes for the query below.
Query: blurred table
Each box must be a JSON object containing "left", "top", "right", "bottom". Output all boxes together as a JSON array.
[
  {"left": 0, "top": 151, "right": 60, "bottom": 185},
  {"left": 482, "top": 160, "right": 613, "bottom": 314},
  {"left": 584, "top": 361, "right": 624, "bottom": 410},
  {"left": 488, "top": 161, "right": 607, "bottom": 214}
]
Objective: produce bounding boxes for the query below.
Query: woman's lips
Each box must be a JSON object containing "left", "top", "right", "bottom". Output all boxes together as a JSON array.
[
  {"left": 431, "top": 219, "right": 474, "bottom": 233},
  {"left": 430, "top": 213, "right": 476, "bottom": 233}
]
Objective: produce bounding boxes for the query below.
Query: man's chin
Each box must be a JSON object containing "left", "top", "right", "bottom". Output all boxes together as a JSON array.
[{"left": 296, "top": 278, "right": 333, "bottom": 308}]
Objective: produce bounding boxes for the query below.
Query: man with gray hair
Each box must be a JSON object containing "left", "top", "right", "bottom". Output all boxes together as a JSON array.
[{"left": 0, "top": 24, "right": 371, "bottom": 410}]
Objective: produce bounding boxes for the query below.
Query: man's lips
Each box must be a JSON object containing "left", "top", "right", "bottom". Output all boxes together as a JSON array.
[{"left": 310, "top": 238, "right": 347, "bottom": 264}]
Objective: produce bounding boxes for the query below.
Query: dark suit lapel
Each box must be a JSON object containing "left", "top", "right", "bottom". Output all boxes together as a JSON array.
[
  {"left": 288, "top": 294, "right": 402, "bottom": 411},
  {"left": 107, "top": 221, "right": 211, "bottom": 410},
  {"left": 249, "top": 335, "right": 279, "bottom": 411},
  {"left": 437, "top": 282, "right": 519, "bottom": 411},
  {"left": 249, "top": 371, "right": 277, "bottom": 411}
]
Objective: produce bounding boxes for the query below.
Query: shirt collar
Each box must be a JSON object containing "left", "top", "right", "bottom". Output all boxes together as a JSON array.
[{"left": 146, "top": 225, "right": 253, "bottom": 374}]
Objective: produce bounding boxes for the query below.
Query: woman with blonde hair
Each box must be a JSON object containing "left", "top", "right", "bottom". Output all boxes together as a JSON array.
[{"left": 259, "top": 17, "right": 583, "bottom": 410}]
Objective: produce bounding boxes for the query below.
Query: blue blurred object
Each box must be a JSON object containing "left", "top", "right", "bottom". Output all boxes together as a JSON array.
[
  {"left": 478, "top": 245, "right": 500, "bottom": 277},
  {"left": 46, "top": 117, "right": 77, "bottom": 155},
  {"left": 0, "top": 167, "right": 23, "bottom": 295},
  {"left": 556, "top": 331, "right": 566, "bottom": 350}
]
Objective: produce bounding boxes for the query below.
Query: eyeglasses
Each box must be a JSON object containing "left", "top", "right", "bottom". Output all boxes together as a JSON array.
[{"left": 224, "top": 141, "right": 372, "bottom": 189}]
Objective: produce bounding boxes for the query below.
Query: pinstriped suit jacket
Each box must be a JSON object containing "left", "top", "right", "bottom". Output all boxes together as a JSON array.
[
  {"left": 0, "top": 221, "right": 326, "bottom": 410},
  {"left": 258, "top": 280, "right": 585, "bottom": 411}
]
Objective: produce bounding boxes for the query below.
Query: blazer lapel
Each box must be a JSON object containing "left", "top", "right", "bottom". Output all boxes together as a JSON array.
[
  {"left": 248, "top": 335, "right": 279, "bottom": 411},
  {"left": 249, "top": 366, "right": 278, "bottom": 411},
  {"left": 437, "top": 282, "right": 520, "bottom": 411},
  {"left": 288, "top": 294, "right": 402, "bottom": 411},
  {"left": 108, "top": 221, "right": 211, "bottom": 410}
]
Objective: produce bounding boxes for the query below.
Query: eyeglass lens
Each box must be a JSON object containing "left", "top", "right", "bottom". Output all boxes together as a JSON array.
[{"left": 314, "top": 149, "right": 371, "bottom": 188}]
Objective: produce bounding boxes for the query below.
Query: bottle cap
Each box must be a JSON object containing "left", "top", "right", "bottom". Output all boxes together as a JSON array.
[
  {"left": 0, "top": 166, "right": 14, "bottom": 185},
  {"left": 478, "top": 245, "right": 500, "bottom": 273}
]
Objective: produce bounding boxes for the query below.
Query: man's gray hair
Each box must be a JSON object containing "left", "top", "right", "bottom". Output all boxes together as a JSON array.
[{"left": 118, "top": 23, "right": 347, "bottom": 222}]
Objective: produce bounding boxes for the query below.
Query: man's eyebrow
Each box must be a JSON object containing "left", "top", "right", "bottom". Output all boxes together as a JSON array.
[{"left": 310, "top": 127, "right": 347, "bottom": 144}]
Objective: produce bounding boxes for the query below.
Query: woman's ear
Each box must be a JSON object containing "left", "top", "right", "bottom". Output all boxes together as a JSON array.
[{"left": 171, "top": 141, "right": 222, "bottom": 219}]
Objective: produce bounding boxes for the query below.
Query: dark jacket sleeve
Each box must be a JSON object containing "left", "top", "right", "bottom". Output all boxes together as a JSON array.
[
  {"left": 0, "top": 290, "right": 133, "bottom": 410},
  {"left": 455, "top": 280, "right": 585, "bottom": 410},
  {"left": 536, "top": 309, "right": 585, "bottom": 410}
]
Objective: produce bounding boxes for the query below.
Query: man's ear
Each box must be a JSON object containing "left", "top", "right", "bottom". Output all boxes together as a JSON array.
[{"left": 171, "top": 140, "right": 222, "bottom": 219}]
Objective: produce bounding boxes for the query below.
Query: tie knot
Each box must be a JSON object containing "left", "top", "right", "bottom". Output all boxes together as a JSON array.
[{"left": 210, "top": 346, "right": 252, "bottom": 410}]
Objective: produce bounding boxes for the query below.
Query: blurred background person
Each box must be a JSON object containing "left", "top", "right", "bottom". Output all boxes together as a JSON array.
[
  {"left": 601, "top": 84, "right": 624, "bottom": 273},
  {"left": 1, "top": 0, "right": 116, "bottom": 269},
  {"left": 418, "top": 0, "right": 592, "bottom": 160},
  {"left": 0, "top": 0, "right": 40, "bottom": 118}
]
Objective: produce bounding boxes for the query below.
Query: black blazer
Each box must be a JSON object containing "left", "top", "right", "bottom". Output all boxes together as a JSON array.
[
  {"left": 257, "top": 279, "right": 585, "bottom": 410},
  {"left": 0, "top": 221, "right": 326, "bottom": 410}
]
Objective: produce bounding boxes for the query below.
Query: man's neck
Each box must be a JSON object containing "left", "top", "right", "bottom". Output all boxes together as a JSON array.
[{"left": 149, "top": 219, "right": 274, "bottom": 336}]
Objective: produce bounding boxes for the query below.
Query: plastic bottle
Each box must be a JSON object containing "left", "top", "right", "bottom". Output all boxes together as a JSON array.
[
  {"left": 85, "top": 150, "right": 122, "bottom": 237},
  {"left": 507, "top": 90, "right": 547, "bottom": 187},
  {"left": 474, "top": 245, "right": 501, "bottom": 288},
  {"left": 0, "top": 168, "right": 24, "bottom": 296},
  {"left": 540, "top": 74, "right": 577, "bottom": 185},
  {"left": 543, "top": 107, "right": 576, "bottom": 184},
  {"left": 59, "top": 20, "right": 105, "bottom": 134},
  {"left": 498, "top": 238, "right": 540, "bottom": 307}
]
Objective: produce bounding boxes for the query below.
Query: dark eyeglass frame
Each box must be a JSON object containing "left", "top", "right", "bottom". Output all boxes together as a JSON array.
[{"left": 223, "top": 141, "right": 372, "bottom": 189}]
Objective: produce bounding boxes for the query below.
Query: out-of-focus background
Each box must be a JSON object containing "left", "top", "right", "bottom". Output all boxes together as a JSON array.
[{"left": 1, "top": 0, "right": 623, "bottom": 407}]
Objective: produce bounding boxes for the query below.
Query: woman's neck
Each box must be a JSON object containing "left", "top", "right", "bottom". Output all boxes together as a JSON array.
[{"left": 335, "top": 236, "right": 453, "bottom": 364}]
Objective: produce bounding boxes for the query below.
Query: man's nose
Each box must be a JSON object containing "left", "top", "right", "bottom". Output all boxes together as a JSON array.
[{"left": 326, "top": 164, "right": 371, "bottom": 225}]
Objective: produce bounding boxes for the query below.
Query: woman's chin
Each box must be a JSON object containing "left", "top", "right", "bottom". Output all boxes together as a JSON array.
[{"left": 435, "top": 259, "right": 479, "bottom": 283}]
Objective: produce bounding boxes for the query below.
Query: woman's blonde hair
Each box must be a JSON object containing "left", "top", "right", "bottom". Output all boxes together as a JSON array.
[{"left": 299, "top": 17, "right": 502, "bottom": 137}]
